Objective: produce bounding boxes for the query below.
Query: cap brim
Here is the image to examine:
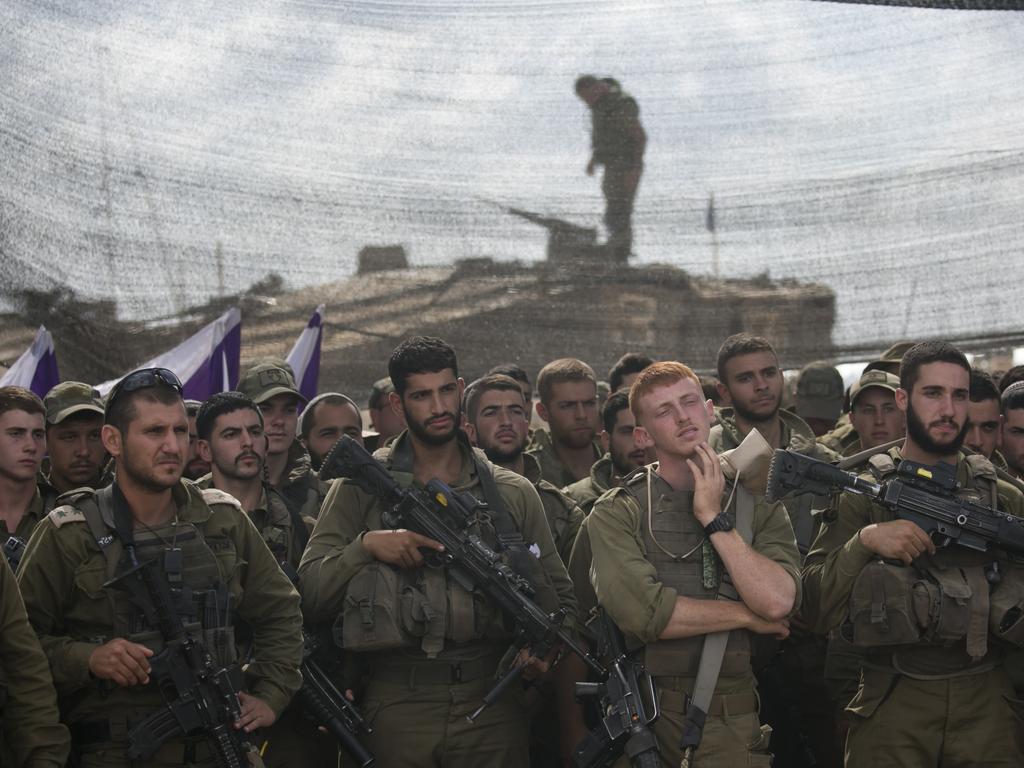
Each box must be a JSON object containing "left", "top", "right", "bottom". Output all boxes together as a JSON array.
[
  {"left": 852, "top": 383, "right": 898, "bottom": 404},
  {"left": 253, "top": 386, "right": 308, "bottom": 406},
  {"left": 48, "top": 403, "right": 105, "bottom": 425}
]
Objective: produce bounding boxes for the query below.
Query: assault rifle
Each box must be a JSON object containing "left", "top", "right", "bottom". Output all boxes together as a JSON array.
[
  {"left": 573, "top": 611, "right": 660, "bottom": 768},
  {"left": 767, "top": 449, "right": 1024, "bottom": 556},
  {"left": 105, "top": 557, "right": 254, "bottom": 767},
  {"left": 327, "top": 436, "right": 606, "bottom": 721},
  {"left": 3, "top": 535, "right": 27, "bottom": 572}
]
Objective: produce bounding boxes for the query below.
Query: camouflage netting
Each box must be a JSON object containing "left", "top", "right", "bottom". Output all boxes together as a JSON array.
[{"left": 2, "top": 0, "right": 1023, "bottom": 384}]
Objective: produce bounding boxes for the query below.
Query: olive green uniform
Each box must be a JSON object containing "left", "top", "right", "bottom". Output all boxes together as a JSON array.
[
  {"left": 522, "top": 452, "right": 584, "bottom": 564},
  {"left": 1, "top": 487, "right": 45, "bottom": 554},
  {"left": 802, "top": 447, "right": 1024, "bottom": 767},
  {"left": 17, "top": 481, "right": 304, "bottom": 767},
  {"left": 0, "top": 556, "right": 70, "bottom": 768},
  {"left": 298, "top": 432, "right": 578, "bottom": 768},
  {"left": 526, "top": 429, "right": 601, "bottom": 490},
  {"left": 563, "top": 454, "right": 616, "bottom": 515},
  {"left": 587, "top": 466, "right": 801, "bottom": 766},
  {"left": 277, "top": 441, "right": 331, "bottom": 522}
]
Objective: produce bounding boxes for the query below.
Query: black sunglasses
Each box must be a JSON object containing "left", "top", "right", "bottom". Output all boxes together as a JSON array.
[{"left": 105, "top": 367, "right": 183, "bottom": 422}]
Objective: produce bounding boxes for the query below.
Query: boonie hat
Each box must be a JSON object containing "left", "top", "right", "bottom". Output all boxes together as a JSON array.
[{"left": 44, "top": 381, "right": 105, "bottom": 425}]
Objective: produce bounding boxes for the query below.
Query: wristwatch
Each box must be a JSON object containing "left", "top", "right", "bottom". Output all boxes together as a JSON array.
[{"left": 703, "top": 512, "right": 735, "bottom": 537}]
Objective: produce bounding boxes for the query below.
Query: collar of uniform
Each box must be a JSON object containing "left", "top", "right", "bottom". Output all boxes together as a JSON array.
[
  {"left": 98, "top": 481, "right": 212, "bottom": 529},
  {"left": 283, "top": 440, "right": 312, "bottom": 487},
  {"left": 385, "top": 430, "right": 479, "bottom": 491},
  {"left": 591, "top": 453, "right": 615, "bottom": 491},
  {"left": 522, "top": 451, "right": 543, "bottom": 485},
  {"left": 716, "top": 406, "right": 811, "bottom": 448}
]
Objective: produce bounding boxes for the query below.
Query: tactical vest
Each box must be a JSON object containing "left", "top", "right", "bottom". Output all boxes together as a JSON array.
[
  {"left": 846, "top": 452, "right": 1005, "bottom": 679},
  {"left": 622, "top": 468, "right": 752, "bottom": 680},
  {"left": 254, "top": 487, "right": 307, "bottom": 572},
  {"left": 342, "top": 438, "right": 558, "bottom": 658}
]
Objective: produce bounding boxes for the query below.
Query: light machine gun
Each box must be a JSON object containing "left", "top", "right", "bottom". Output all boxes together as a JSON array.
[
  {"left": 573, "top": 611, "right": 660, "bottom": 768},
  {"left": 325, "top": 435, "right": 607, "bottom": 721},
  {"left": 767, "top": 449, "right": 1024, "bottom": 556}
]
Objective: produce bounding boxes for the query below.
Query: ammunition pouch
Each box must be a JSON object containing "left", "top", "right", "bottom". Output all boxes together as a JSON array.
[
  {"left": 343, "top": 563, "right": 428, "bottom": 653},
  {"left": 990, "top": 569, "right": 1024, "bottom": 648}
]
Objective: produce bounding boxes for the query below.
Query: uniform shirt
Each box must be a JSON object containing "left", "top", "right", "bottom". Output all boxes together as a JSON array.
[
  {"left": 590, "top": 85, "right": 642, "bottom": 169},
  {"left": 525, "top": 429, "right": 601, "bottom": 490},
  {"left": 521, "top": 452, "right": 585, "bottom": 564},
  {"left": 17, "top": 480, "right": 304, "bottom": 720},
  {"left": 278, "top": 440, "right": 332, "bottom": 521},
  {"left": 1, "top": 486, "right": 45, "bottom": 544},
  {"left": 563, "top": 453, "right": 616, "bottom": 515}
]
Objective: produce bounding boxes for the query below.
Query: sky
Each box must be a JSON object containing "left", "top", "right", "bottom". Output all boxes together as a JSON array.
[{"left": 2, "top": 0, "right": 1022, "bottom": 347}]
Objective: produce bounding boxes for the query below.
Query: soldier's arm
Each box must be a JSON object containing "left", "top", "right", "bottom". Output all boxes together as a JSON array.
[
  {"left": 0, "top": 556, "right": 70, "bottom": 768},
  {"left": 233, "top": 511, "right": 304, "bottom": 717},
  {"left": 297, "top": 479, "right": 378, "bottom": 622},
  {"left": 558, "top": 500, "right": 585, "bottom": 566}
]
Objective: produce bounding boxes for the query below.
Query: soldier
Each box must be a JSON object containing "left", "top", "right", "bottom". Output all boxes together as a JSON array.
[
  {"left": 528, "top": 358, "right": 602, "bottom": 487},
  {"left": 608, "top": 352, "right": 654, "bottom": 394},
  {"left": 794, "top": 361, "right": 845, "bottom": 438},
  {"left": 586, "top": 361, "right": 799, "bottom": 765},
  {"left": 486, "top": 363, "right": 534, "bottom": 407},
  {"left": 846, "top": 370, "right": 905, "bottom": 454},
  {"left": 0, "top": 387, "right": 47, "bottom": 556},
  {"left": 564, "top": 389, "right": 648, "bottom": 515},
  {"left": 298, "top": 336, "right": 578, "bottom": 768},
  {"left": 1002, "top": 381, "right": 1024, "bottom": 481},
  {"left": 298, "top": 391, "right": 364, "bottom": 471},
  {"left": 966, "top": 368, "right": 1002, "bottom": 462},
  {"left": 238, "top": 361, "right": 329, "bottom": 521},
  {"left": 367, "top": 376, "right": 405, "bottom": 447},
  {"left": 575, "top": 74, "right": 646, "bottom": 263},
  {"left": 17, "top": 367, "right": 304, "bottom": 767},
  {"left": 183, "top": 400, "right": 211, "bottom": 481},
  {"left": 39, "top": 382, "right": 108, "bottom": 513},
  {"left": 802, "top": 342, "right": 1024, "bottom": 767},
  {"left": 463, "top": 373, "right": 583, "bottom": 564},
  {"left": 0, "top": 556, "right": 70, "bottom": 767}
]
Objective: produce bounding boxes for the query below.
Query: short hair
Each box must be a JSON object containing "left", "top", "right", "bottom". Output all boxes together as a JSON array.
[
  {"left": 486, "top": 363, "right": 530, "bottom": 389},
  {"left": 700, "top": 376, "right": 723, "bottom": 406},
  {"left": 999, "top": 366, "right": 1024, "bottom": 393},
  {"left": 602, "top": 389, "right": 631, "bottom": 433},
  {"left": 899, "top": 341, "right": 970, "bottom": 394},
  {"left": 628, "top": 361, "right": 701, "bottom": 418},
  {"left": 536, "top": 358, "right": 596, "bottom": 405},
  {"left": 388, "top": 337, "right": 458, "bottom": 396},
  {"left": 299, "top": 393, "right": 362, "bottom": 440},
  {"left": 716, "top": 333, "right": 777, "bottom": 381},
  {"left": 969, "top": 368, "right": 1000, "bottom": 404},
  {"left": 367, "top": 377, "right": 394, "bottom": 411},
  {"left": 0, "top": 386, "right": 45, "bottom": 419},
  {"left": 196, "top": 391, "right": 262, "bottom": 441},
  {"left": 464, "top": 374, "right": 524, "bottom": 424},
  {"left": 1003, "top": 381, "right": 1024, "bottom": 414},
  {"left": 184, "top": 399, "right": 202, "bottom": 418},
  {"left": 574, "top": 74, "right": 599, "bottom": 94},
  {"left": 105, "top": 383, "right": 182, "bottom": 433},
  {"left": 608, "top": 352, "right": 654, "bottom": 393}
]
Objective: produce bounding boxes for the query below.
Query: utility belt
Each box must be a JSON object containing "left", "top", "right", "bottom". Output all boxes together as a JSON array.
[
  {"left": 653, "top": 679, "right": 758, "bottom": 717},
  {"left": 367, "top": 649, "right": 507, "bottom": 688}
]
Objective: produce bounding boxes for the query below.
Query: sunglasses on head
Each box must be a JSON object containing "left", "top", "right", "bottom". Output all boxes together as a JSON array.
[{"left": 105, "top": 367, "right": 183, "bottom": 422}]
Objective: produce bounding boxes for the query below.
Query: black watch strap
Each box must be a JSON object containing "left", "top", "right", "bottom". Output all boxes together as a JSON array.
[{"left": 703, "top": 512, "right": 735, "bottom": 536}]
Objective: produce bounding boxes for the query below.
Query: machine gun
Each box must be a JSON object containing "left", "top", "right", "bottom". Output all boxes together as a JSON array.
[
  {"left": 767, "top": 449, "right": 1024, "bottom": 556},
  {"left": 572, "top": 611, "right": 660, "bottom": 768},
  {"left": 3, "top": 535, "right": 27, "bottom": 572},
  {"left": 105, "top": 557, "right": 254, "bottom": 768},
  {"left": 325, "top": 436, "right": 606, "bottom": 721}
]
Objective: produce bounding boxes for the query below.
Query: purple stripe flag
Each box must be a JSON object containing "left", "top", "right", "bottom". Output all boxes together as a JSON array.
[
  {"left": 0, "top": 326, "right": 60, "bottom": 398},
  {"left": 286, "top": 305, "right": 325, "bottom": 402},
  {"left": 97, "top": 307, "right": 242, "bottom": 401}
]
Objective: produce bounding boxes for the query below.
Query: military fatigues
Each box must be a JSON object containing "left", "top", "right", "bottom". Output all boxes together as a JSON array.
[
  {"left": 1, "top": 487, "right": 45, "bottom": 558},
  {"left": 802, "top": 447, "right": 1024, "bottom": 767},
  {"left": 277, "top": 441, "right": 331, "bottom": 521},
  {"left": 522, "top": 452, "right": 584, "bottom": 565},
  {"left": 563, "top": 453, "right": 616, "bottom": 515},
  {"left": 587, "top": 465, "right": 801, "bottom": 766},
  {"left": 17, "top": 481, "right": 304, "bottom": 767},
  {"left": 0, "top": 556, "right": 70, "bottom": 768},
  {"left": 526, "top": 429, "right": 602, "bottom": 490},
  {"left": 298, "top": 432, "right": 578, "bottom": 768}
]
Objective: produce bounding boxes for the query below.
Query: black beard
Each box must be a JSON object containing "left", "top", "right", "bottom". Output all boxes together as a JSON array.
[
  {"left": 481, "top": 442, "right": 523, "bottom": 466},
  {"left": 404, "top": 408, "right": 460, "bottom": 447},
  {"left": 610, "top": 451, "right": 639, "bottom": 477},
  {"left": 731, "top": 398, "right": 778, "bottom": 425},
  {"left": 905, "top": 399, "right": 968, "bottom": 457}
]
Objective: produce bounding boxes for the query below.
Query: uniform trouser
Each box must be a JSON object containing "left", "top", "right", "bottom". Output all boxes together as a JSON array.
[
  {"left": 352, "top": 674, "right": 529, "bottom": 768},
  {"left": 611, "top": 684, "right": 770, "bottom": 768},
  {"left": 845, "top": 665, "right": 1024, "bottom": 767},
  {"left": 602, "top": 164, "right": 640, "bottom": 261},
  {"left": 74, "top": 738, "right": 261, "bottom": 768}
]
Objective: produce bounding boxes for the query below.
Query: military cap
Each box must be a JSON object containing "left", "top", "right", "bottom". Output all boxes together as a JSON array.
[
  {"left": 368, "top": 377, "right": 394, "bottom": 410},
  {"left": 795, "top": 361, "right": 844, "bottom": 421},
  {"left": 43, "top": 381, "right": 105, "bottom": 425},
  {"left": 850, "top": 369, "right": 900, "bottom": 406},
  {"left": 237, "top": 362, "right": 307, "bottom": 405},
  {"left": 864, "top": 341, "right": 917, "bottom": 376}
]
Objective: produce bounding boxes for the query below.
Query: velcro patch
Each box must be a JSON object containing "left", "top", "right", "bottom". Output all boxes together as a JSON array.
[
  {"left": 200, "top": 487, "right": 243, "bottom": 510},
  {"left": 47, "top": 505, "right": 87, "bottom": 527}
]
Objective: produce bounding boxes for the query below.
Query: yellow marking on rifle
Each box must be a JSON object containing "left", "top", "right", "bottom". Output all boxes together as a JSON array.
[
  {"left": 435, "top": 492, "right": 448, "bottom": 507},
  {"left": 917, "top": 468, "right": 933, "bottom": 480}
]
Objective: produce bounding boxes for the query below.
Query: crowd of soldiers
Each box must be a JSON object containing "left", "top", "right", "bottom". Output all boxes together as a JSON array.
[{"left": 3, "top": 331, "right": 1024, "bottom": 768}]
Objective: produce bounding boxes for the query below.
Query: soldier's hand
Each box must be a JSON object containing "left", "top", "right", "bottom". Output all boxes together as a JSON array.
[
  {"left": 687, "top": 442, "right": 726, "bottom": 527},
  {"left": 88, "top": 638, "right": 154, "bottom": 687},
  {"left": 859, "top": 520, "right": 936, "bottom": 565},
  {"left": 746, "top": 613, "right": 790, "bottom": 640},
  {"left": 362, "top": 529, "right": 445, "bottom": 568},
  {"left": 515, "top": 645, "right": 555, "bottom": 682},
  {"left": 235, "top": 692, "right": 276, "bottom": 732}
]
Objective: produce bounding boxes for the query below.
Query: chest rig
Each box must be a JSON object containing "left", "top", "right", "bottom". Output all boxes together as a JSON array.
[
  {"left": 77, "top": 485, "right": 237, "bottom": 667},
  {"left": 253, "top": 486, "right": 308, "bottom": 573}
]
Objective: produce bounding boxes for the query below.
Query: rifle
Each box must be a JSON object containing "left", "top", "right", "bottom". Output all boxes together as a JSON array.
[
  {"left": 767, "top": 449, "right": 1024, "bottom": 556},
  {"left": 4, "top": 535, "right": 26, "bottom": 572},
  {"left": 105, "top": 556, "right": 254, "bottom": 767},
  {"left": 328, "top": 436, "right": 606, "bottom": 721},
  {"left": 573, "top": 611, "right": 660, "bottom": 768}
]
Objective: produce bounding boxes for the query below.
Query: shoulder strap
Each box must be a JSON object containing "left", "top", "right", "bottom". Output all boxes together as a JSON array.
[{"left": 81, "top": 486, "right": 122, "bottom": 579}]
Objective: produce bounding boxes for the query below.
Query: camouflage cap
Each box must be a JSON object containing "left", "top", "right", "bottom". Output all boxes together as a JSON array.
[
  {"left": 850, "top": 369, "right": 900, "bottom": 406},
  {"left": 43, "top": 381, "right": 105, "bottom": 425},
  {"left": 237, "top": 362, "right": 307, "bottom": 406},
  {"left": 864, "top": 341, "right": 917, "bottom": 376},
  {"left": 795, "top": 361, "right": 844, "bottom": 421},
  {"left": 368, "top": 377, "right": 394, "bottom": 410}
]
